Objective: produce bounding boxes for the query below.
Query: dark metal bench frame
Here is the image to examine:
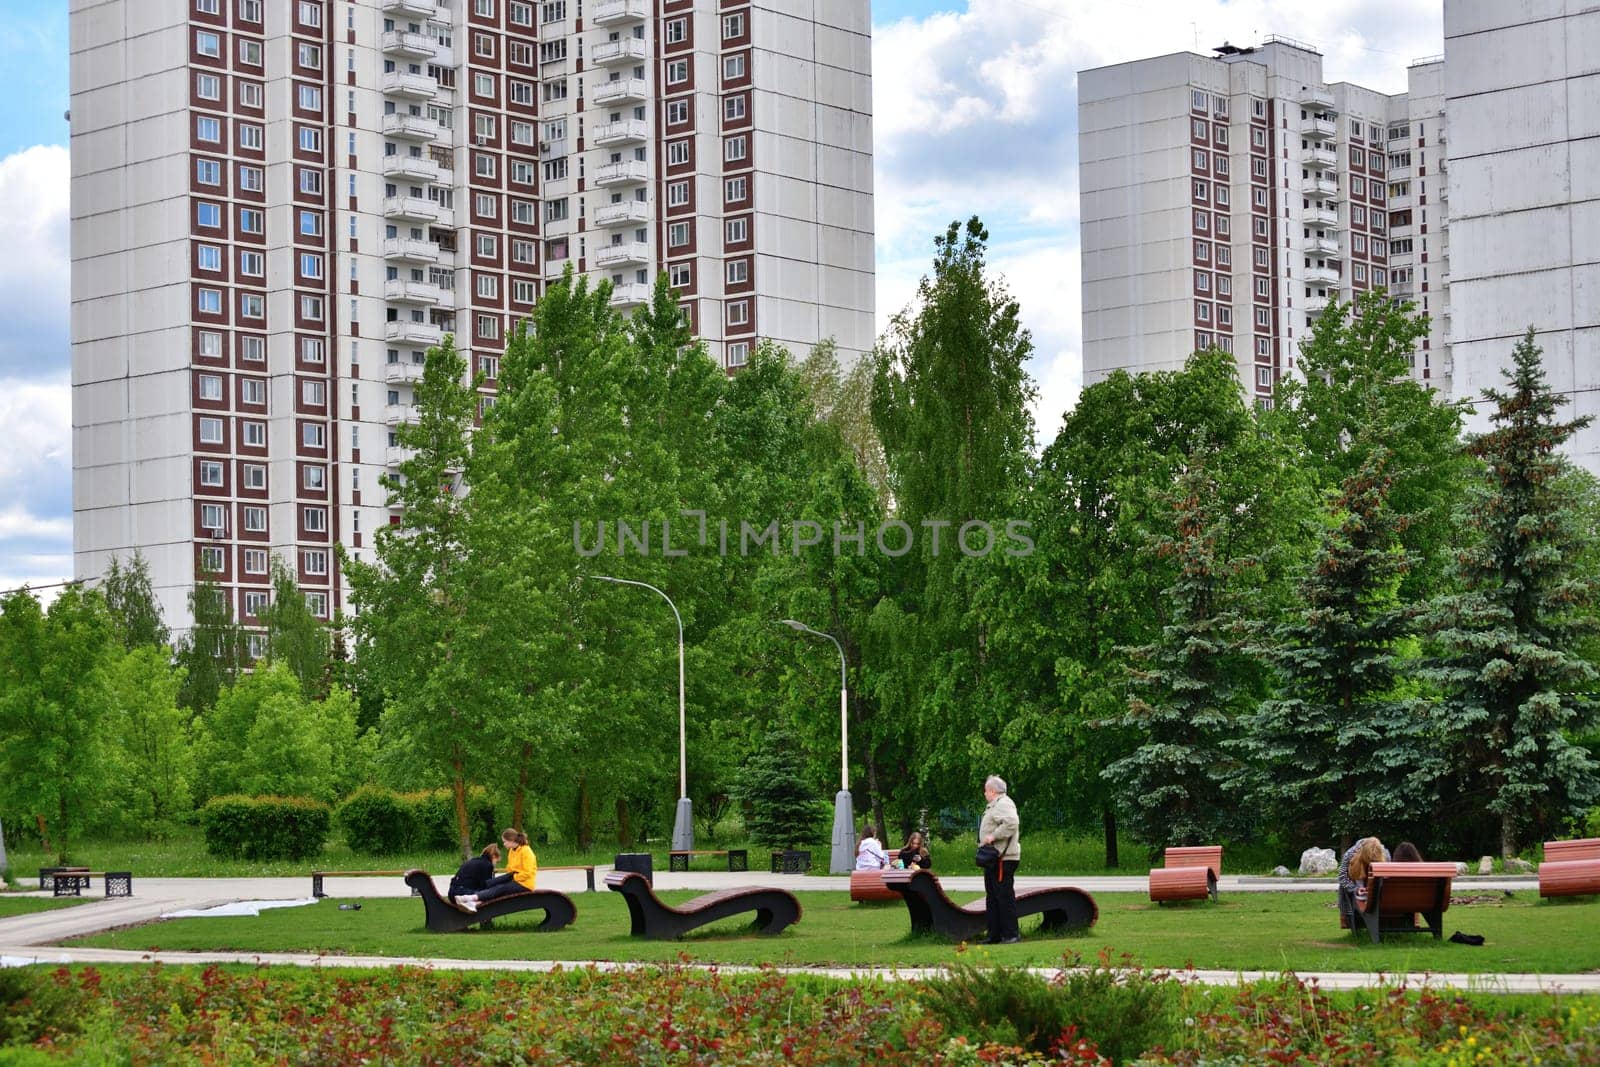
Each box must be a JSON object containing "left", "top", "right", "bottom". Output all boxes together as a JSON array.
[
  {"left": 604, "top": 870, "right": 802, "bottom": 940},
  {"left": 40, "top": 867, "right": 133, "bottom": 898},
  {"left": 882, "top": 869, "right": 1098, "bottom": 941},
  {"left": 668, "top": 849, "right": 750, "bottom": 872},
  {"left": 403, "top": 869, "right": 577, "bottom": 933},
  {"left": 317, "top": 864, "right": 595, "bottom": 898}
]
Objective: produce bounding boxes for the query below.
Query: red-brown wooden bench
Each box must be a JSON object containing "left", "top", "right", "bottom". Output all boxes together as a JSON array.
[
  {"left": 1148, "top": 845, "right": 1221, "bottom": 904},
  {"left": 849, "top": 849, "right": 902, "bottom": 902},
  {"left": 1349, "top": 861, "right": 1456, "bottom": 943},
  {"left": 1538, "top": 837, "right": 1600, "bottom": 899}
]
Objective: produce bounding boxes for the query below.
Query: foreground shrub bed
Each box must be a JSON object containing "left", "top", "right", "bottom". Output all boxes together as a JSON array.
[{"left": 3, "top": 961, "right": 1599, "bottom": 1065}]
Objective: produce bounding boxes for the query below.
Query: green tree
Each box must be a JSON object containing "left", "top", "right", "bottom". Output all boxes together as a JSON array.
[
  {"left": 0, "top": 587, "right": 117, "bottom": 862},
  {"left": 736, "top": 727, "right": 827, "bottom": 851},
  {"left": 104, "top": 646, "right": 194, "bottom": 838},
  {"left": 174, "top": 579, "right": 249, "bottom": 715},
  {"left": 263, "top": 555, "right": 331, "bottom": 698},
  {"left": 194, "top": 662, "right": 353, "bottom": 803},
  {"left": 1424, "top": 331, "right": 1600, "bottom": 856},
  {"left": 1236, "top": 449, "right": 1431, "bottom": 847},
  {"left": 1102, "top": 458, "right": 1254, "bottom": 852},
  {"left": 1271, "top": 292, "right": 1466, "bottom": 600},
  {"left": 101, "top": 551, "right": 169, "bottom": 650}
]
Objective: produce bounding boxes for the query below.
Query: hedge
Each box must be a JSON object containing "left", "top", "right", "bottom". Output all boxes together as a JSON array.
[
  {"left": 198, "top": 796, "right": 331, "bottom": 861},
  {"left": 335, "top": 787, "right": 496, "bottom": 855}
]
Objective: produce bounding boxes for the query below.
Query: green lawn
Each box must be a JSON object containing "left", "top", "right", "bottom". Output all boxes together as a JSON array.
[
  {"left": 68, "top": 888, "right": 1600, "bottom": 974},
  {"left": 0, "top": 896, "right": 87, "bottom": 918}
]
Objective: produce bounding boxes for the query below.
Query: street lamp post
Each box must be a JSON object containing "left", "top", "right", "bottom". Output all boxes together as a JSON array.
[
  {"left": 780, "top": 619, "right": 854, "bottom": 874},
  {"left": 589, "top": 575, "right": 693, "bottom": 851}
]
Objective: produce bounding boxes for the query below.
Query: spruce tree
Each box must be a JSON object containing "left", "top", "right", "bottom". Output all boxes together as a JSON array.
[
  {"left": 1237, "top": 448, "right": 1430, "bottom": 846},
  {"left": 1102, "top": 457, "right": 1251, "bottom": 851},
  {"left": 1425, "top": 330, "right": 1600, "bottom": 857},
  {"left": 735, "top": 727, "right": 825, "bottom": 851}
]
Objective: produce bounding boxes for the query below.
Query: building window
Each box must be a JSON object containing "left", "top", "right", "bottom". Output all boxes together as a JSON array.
[
  {"left": 667, "top": 59, "right": 688, "bottom": 85},
  {"left": 303, "top": 549, "right": 329, "bottom": 576},
  {"left": 727, "top": 258, "right": 748, "bottom": 285},
  {"left": 1193, "top": 240, "right": 1208, "bottom": 262},
  {"left": 725, "top": 176, "right": 746, "bottom": 203},
  {"left": 1196, "top": 301, "right": 1211, "bottom": 323},
  {"left": 196, "top": 30, "right": 221, "bottom": 57},
  {"left": 238, "top": 164, "right": 263, "bottom": 192},
  {"left": 512, "top": 279, "right": 536, "bottom": 303},
  {"left": 196, "top": 115, "right": 221, "bottom": 143},
  {"left": 199, "top": 330, "right": 223, "bottom": 358},
  {"left": 197, "top": 287, "right": 222, "bottom": 314},
  {"left": 665, "top": 17, "right": 687, "bottom": 43},
  {"left": 724, "top": 136, "right": 747, "bottom": 162},
  {"left": 476, "top": 273, "right": 499, "bottom": 299},
  {"left": 667, "top": 100, "right": 688, "bottom": 125},
  {"left": 668, "top": 140, "right": 690, "bottom": 165},
  {"left": 198, "top": 416, "right": 224, "bottom": 443},
  {"left": 723, "top": 54, "right": 746, "bottom": 81},
  {"left": 476, "top": 314, "right": 501, "bottom": 340},
  {"left": 239, "top": 207, "right": 264, "bottom": 234},
  {"left": 301, "top": 379, "right": 326, "bottom": 406},
  {"left": 667, "top": 180, "right": 690, "bottom": 206},
  {"left": 668, "top": 221, "right": 690, "bottom": 247},
  {"left": 1193, "top": 209, "right": 1208, "bottom": 232},
  {"left": 243, "top": 591, "right": 269, "bottom": 618},
  {"left": 1193, "top": 149, "right": 1207, "bottom": 169},
  {"left": 510, "top": 0, "right": 533, "bottom": 24},
  {"left": 241, "top": 506, "right": 266, "bottom": 532},
  {"left": 723, "top": 12, "right": 745, "bottom": 38},
  {"left": 240, "top": 378, "right": 265, "bottom": 405},
  {"left": 477, "top": 193, "right": 498, "bottom": 218},
  {"left": 198, "top": 374, "right": 224, "bottom": 401},
  {"left": 302, "top": 465, "right": 326, "bottom": 491},
  {"left": 512, "top": 239, "right": 536, "bottom": 264},
  {"left": 242, "top": 420, "right": 266, "bottom": 446},
  {"left": 510, "top": 80, "right": 534, "bottom": 105},
  {"left": 200, "top": 546, "right": 225, "bottom": 575},
  {"left": 199, "top": 460, "right": 225, "bottom": 486},
  {"left": 196, "top": 244, "right": 222, "bottom": 272},
  {"left": 200, "top": 503, "right": 226, "bottom": 530},
  {"left": 474, "top": 73, "right": 495, "bottom": 97},
  {"left": 727, "top": 300, "right": 750, "bottom": 326},
  {"left": 727, "top": 341, "right": 749, "bottom": 368},
  {"left": 725, "top": 95, "right": 746, "bottom": 122},
  {"left": 669, "top": 263, "right": 691, "bottom": 288},
  {"left": 297, "top": 84, "right": 322, "bottom": 112},
  {"left": 511, "top": 200, "right": 535, "bottom": 224},
  {"left": 725, "top": 217, "right": 748, "bottom": 244},
  {"left": 305, "top": 592, "right": 328, "bottom": 618},
  {"left": 474, "top": 153, "right": 496, "bottom": 178}
]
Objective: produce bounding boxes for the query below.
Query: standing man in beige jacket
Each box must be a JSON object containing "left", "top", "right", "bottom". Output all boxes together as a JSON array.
[{"left": 979, "top": 774, "right": 1021, "bottom": 944}]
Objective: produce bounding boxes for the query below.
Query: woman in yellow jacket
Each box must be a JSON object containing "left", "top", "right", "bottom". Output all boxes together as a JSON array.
[{"left": 456, "top": 829, "right": 537, "bottom": 912}]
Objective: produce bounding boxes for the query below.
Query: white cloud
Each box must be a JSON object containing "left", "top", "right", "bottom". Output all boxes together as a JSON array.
[
  {"left": 0, "top": 376, "right": 69, "bottom": 485},
  {"left": 0, "top": 145, "right": 69, "bottom": 381},
  {"left": 871, "top": 0, "right": 1443, "bottom": 439}
]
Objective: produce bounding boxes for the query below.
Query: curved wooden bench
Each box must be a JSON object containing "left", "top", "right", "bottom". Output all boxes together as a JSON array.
[
  {"left": 882, "top": 869, "right": 1098, "bottom": 941},
  {"left": 604, "top": 870, "right": 802, "bottom": 939},
  {"left": 1351, "top": 861, "right": 1455, "bottom": 943},
  {"left": 1540, "top": 838, "right": 1600, "bottom": 899},
  {"left": 1149, "top": 845, "right": 1222, "bottom": 904},
  {"left": 403, "top": 869, "right": 577, "bottom": 933},
  {"left": 850, "top": 870, "right": 898, "bottom": 902}
]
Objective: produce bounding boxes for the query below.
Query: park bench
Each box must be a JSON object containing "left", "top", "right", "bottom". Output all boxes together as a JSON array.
[
  {"left": 668, "top": 849, "right": 749, "bottom": 873},
  {"left": 40, "top": 867, "right": 133, "bottom": 898},
  {"left": 881, "top": 869, "right": 1098, "bottom": 942},
  {"left": 849, "top": 849, "right": 904, "bottom": 902},
  {"left": 313, "top": 864, "right": 596, "bottom": 898},
  {"left": 1538, "top": 837, "right": 1600, "bottom": 899},
  {"left": 403, "top": 870, "right": 576, "bottom": 933},
  {"left": 1348, "top": 861, "right": 1456, "bottom": 943},
  {"left": 1148, "top": 845, "right": 1222, "bottom": 904},
  {"left": 604, "top": 870, "right": 802, "bottom": 939}
]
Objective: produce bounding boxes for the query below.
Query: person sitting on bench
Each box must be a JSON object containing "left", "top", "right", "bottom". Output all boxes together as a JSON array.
[
  {"left": 447, "top": 842, "right": 501, "bottom": 903},
  {"left": 894, "top": 830, "right": 931, "bottom": 871},
  {"left": 854, "top": 823, "right": 889, "bottom": 871},
  {"left": 1337, "top": 837, "right": 1389, "bottom": 927},
  {"left": 457, "top": 829, "right": 537, "bottom": 912}
]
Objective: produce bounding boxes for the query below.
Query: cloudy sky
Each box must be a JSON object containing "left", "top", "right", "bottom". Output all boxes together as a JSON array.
[{"left": 0, "top": 0, "right": 1443, "bottom": 593}]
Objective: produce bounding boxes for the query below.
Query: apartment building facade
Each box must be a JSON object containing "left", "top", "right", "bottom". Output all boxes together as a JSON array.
[
  {"left": 1443, "top": 0, "right": 1600, "bottom": 468},
  {"left": 70, "top": 0, "right": 874, "bottom": 635},
  {"left": 1079, "top": 37, "right": 1447, "bottom": 405}
]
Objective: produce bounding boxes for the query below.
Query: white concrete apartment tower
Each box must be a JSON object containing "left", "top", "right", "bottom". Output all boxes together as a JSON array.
[
  {"left": 1079, "top": 38, "right": 1444, "bottom": 405},
  {"left": 1443, "top": 0, "right": 1600, "bottom": 466},
  {"left": 70, "top": 0, "right": 874, "bottom": 635}
]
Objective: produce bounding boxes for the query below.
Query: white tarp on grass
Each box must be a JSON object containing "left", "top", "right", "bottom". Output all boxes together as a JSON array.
[{"left": 160, "top": 898, "right": 320, "bottom": 919}]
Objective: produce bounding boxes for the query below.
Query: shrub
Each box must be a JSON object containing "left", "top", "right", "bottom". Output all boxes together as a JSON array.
[
  {"left": 198, "top": 795, "right": 332, "bottom": 861},
  {"left": 402, "top": 788, "right": 496, "bottom": 852},
  {"left": 336, "top": 787, "right": 416, "bottom": 854},
  {"left": 0, "top": 967, "right": 78, "bottom": 1046}
]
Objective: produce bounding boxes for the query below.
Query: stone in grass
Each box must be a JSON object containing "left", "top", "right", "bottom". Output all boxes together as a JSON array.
[
  {"left": 1478, "top": 856, "right": 1495, "bottom": 875},
  {"left": 1272, "top": 865, "right": 1292, "bottom": 877},
  {"left": 1455, "top": 862, "right": 1469, "bottom": 877},
  {"left": 1506, "top": 857, "right": 1535, "bottom": 873},
  {"left": 1298, "top": 847, "right": 1337, "bottom": 876}
]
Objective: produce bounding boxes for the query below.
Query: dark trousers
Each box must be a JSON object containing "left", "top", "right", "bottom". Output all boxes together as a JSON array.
[
  {"left": 475, "top": 874, "right": 527, "bottom": 903},
  {"left": 984, "top": 859, "right": 1020, "bottom": 941}
]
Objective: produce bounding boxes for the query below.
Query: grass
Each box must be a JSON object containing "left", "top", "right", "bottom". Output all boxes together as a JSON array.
[
  {"left": 67, "top": 887, "right": 1600, "bottom": 974},
  {"left": 0, "top": 896, "right": 86, "bottom": 918}
]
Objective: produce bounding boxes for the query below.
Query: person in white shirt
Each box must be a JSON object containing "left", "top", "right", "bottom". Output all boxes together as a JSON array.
[{"left": 854, "top": 823, "right": 889, "bottom": 871}]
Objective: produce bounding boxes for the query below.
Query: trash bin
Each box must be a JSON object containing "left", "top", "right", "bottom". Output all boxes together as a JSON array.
[{"left": 614, "top": 852, "right": 653, "bottom": 887}]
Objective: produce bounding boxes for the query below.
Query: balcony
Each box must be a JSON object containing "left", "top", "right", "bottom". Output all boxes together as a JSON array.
[
  {"left": 381, "top": 70, "right": 438, "bottom": 100},
  {"left": 383, "top": 113, "right": 440, "bottom": 142},
  {"left": 382, "top": 0, "right": 437, "bottom": 17},
  {"left": 1302, "top": 146, "right": 1337, "bottom": 170},
  {"left": 382, "top": 155, "right": 441, "bottom": 184},
  {"left": 1306, "top": 236, "right": 1341, "bottom": 257},
  {"left": 595, "top": 241, "right": 650, "bottom": 267},
  {"left": 383, "top": 361, "right": 426, "bottom": 384},
  {"left": 1305, "top": 266, "right": 1340, "bottom": 286},
  {"left": 385, "top": 320, "right": 444, "bottom": 347},
  {"left": 385, "top": 445, "right": 417, "bottom": 469},
  {"left": 609, "top": 281, "right": 651, "bottom": 307},
  {"left": 384, "top": 280, "right": 446, "bottom": 305},
  {"left": 592, "top": 118, "right": 648, "bottom": 146},
  {"left": 1304, "top": 177, "right": 1340, "bottom": 201},
  {"left": 383, "top": 196, "right": 441, "bottom": 223},
  {"left": 384, "top": 404, "right": 421, "bottom": 426},
  {"left": 381, "top": 30, "right": 436, "bottom": 60},
  {"left": 592, "top": 77, "right": 648, "bottom": 105},
  {"left": 595, "top": 159, "right": 649, "bottom": 186},
  {"left": 1304, "top": 293, "right": 1332, "bottom": 317},
  {"left": 592, "top": 0, "right": 648, "bottom": 24},
  {"left": 382, "top": 237, "right": 441, "bottom": 264},
  {"left": 1298, "top": 86, "right": 1336, "bottom": 111},
  {"left": 592, "top": 38, "right": 648, "bottom": 66},
  {"left": 594, "top": 200, "right": 651, "bottom": 227},
  {"left": 1303, "top": 116, "right": 1336, "bottom": 140},
  {"left": 1305, "top": 205, "right": 1339, "bottom": 228}
]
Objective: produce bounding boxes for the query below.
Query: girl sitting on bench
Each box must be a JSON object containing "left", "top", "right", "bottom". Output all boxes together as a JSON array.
[
  {"left": 447, "top": 843, "right": 501, "bottom": 903},
  {"left": 456, "top": 829, "right": 537, "bottom": 912}
]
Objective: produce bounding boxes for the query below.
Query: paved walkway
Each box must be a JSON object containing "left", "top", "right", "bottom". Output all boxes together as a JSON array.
[{"left": 4, "top": 868, "right": 1585, "bottom": 995}]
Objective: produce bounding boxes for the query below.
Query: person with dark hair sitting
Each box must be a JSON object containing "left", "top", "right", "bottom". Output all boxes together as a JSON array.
[
  {"left": 448, "top": 842, "right": 502, "bottom": 903},
  {"left": 896, "top": 830, "right": 932, "bottom": 872},
  {"left": 455, "top": 829, "right": 537, "bottom": 912},
  {"left": 1393, "top": 841, "right": 1423, "bottom": 862}
]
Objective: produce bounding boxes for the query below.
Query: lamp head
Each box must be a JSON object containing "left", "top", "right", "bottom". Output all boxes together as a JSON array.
[{"left": 780, "top": 619, "right": 808, "bottom": 632}]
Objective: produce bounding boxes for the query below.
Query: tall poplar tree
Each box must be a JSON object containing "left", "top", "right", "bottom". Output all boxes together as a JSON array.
[{"left": 1425, "top": 330, "right": 1600, "bottom": 856}]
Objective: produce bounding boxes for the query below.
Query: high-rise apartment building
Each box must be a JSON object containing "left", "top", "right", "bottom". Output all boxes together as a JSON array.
[
  {"left": 70, "top": 0, "right": 874, "bottom": 634},
  {"left": 1444, "top": 0, "right": 1600, "bottom": 466},
  {"left": 1079, "top": 38, "right": 1449, "bottom": 405}
]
